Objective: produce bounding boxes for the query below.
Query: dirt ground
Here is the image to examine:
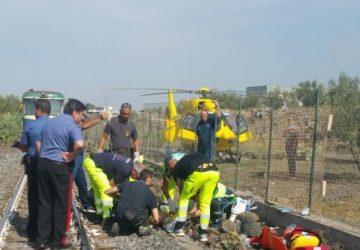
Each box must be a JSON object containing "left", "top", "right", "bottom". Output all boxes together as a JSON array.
[{"left": 217, "top": 156, "right": 360, "bottom": 231}]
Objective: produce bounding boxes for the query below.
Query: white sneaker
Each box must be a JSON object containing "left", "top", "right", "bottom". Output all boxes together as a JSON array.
[
  {"left": 83, "top": 206, "right": 96, "bottom": 213},
  {"left": 199, "top": 233, "right": 208, "bottom": 242},
  {"left": 171, "top": 228, "right": 185, "bottom": 237}
]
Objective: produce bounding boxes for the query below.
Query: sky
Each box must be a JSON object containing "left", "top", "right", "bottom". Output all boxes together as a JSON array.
[{"left": 1, "top": 0, "right": 360, "bottom": 111}]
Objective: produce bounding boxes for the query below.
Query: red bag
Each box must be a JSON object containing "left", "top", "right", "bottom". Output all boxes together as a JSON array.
[
  {"left": 250, "top": 226, "right": 288, "bottom": 250},
  {"left": 250, "top": 225, "right": 328, "bottom": 250}
]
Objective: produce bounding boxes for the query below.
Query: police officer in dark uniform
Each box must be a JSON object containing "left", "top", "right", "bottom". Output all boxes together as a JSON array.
[
  {"left": 105, "top": 169, "right": 160, "bottom": 236},
  {"left": 18, "top": 99, "right": 51, "bottom": 241},
  {"left": 97, "top": 103, "right": 140, "bottom": 161}
]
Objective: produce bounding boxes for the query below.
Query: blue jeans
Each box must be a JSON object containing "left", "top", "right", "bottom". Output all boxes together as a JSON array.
[
  {"left": 73, "top": 153, "right": 90, "bottom": 208},
  {"left": 197, "top": 146, "right": 212, "bottom": 161}
]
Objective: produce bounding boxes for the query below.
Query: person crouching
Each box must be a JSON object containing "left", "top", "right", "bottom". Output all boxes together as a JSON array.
[
  {"left": 105, "top": 169, "right": 160, "bottom": 236},
  {"left": 165, "top": 153, "right": 220, "bottom": 242}
]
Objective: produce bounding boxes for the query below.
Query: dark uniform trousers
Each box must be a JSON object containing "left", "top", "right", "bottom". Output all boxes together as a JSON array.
[
  {"left": 118, "top": 209, "right": 149, "bottom": 233},
  {"left": 36, "top": 158, "right": 72, "bottom": 247},
  {"left": 25, "top": 156, "right": 39, "bottom": 239}
]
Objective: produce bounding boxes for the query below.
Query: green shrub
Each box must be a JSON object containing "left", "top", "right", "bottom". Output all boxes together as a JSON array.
[
  {"left": 0, "top": 95, "right": 21, "bottom": 114},
  {"left": 0, "top": 112, "right": 22, "bottom": 144}
]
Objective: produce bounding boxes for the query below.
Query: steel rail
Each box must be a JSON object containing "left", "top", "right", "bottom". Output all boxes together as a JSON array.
[
  {"left": 0, "top": 173, "right": 27, "bottom": 243},
  {"left": 71, "top": 196, "right": 93, "bottom": 250}
]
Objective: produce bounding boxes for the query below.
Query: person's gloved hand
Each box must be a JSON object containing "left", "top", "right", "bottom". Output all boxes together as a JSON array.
[
  {"left": 167, "top": 199, "right": 178, "bottom": 212},
  {"left": 97, "top": 148, "right": 104, "bottom": 153},
  {"left": 101, "top": 111, "right": 112, "bottom": 121}
]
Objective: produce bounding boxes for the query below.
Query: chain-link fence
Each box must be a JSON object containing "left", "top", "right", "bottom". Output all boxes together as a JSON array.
[
  {"left": 136, "top": 109, "right": 166, "bottom": 162},
  {"left": 82, "top": 90, "right": 359, "bottom": 228},
  {"left": 265, "top": 95, "right": 326, "bottom": 210},
  {"left": 132, "top": 90, "right": 359, "bottom": 229}
]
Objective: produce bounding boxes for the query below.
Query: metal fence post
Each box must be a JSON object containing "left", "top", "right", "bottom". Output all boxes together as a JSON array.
[
  {"left": 157, "top": 108, "right": 161, "bottom": 161},
  {"left": 141, "top": 111, "right": 145, "bottom": 151},
  {"left": 308, "top": 88, "right": 320, "bottom": 210},
  {"left": 213, "top": 113, "right": 217, "bottom": 163},
  {"left": 235, "top": 96, "right": 241, "bottom": 190},
  {"left": 148, "top": 111, "right": 153, "bottom": 159},
  {"left": 265, "top": 97, "right": 274, "bottom": 201},
  {"left": 192, "top": 105, "right": 199, "bottom": 154}
]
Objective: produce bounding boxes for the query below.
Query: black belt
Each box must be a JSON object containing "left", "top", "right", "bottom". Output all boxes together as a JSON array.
[
  {"left": 195, "top": 163, "right": 218, "bottom": 172},
  {"left": 40, "top": 158, "right": 70, "bottom": 166},
  {"left": 113, "top": 147, "right": 129, "bottom": 151}
]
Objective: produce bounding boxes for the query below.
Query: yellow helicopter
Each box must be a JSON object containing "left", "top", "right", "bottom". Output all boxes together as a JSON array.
[{"left": 156, "top": 87, "right": 253, "bottom": 160}]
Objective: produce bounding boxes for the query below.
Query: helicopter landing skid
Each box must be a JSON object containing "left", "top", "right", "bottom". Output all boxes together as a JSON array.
[{"left": 216, "top": 150, "right": 241, "bottom": 163}]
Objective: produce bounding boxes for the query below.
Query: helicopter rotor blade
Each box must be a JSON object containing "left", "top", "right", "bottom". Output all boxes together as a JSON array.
[
  {"left": 102, "top": 86, "right": 252, "bottom": 97},
  {"left": 216, "top": 90, "right": 247, "bottom": 94},
  {"left": 102, "top": 87, "right": 197, "bottom": 92},
  {"left": 140, "top": 92, "right": 171, "bottom": 96},
  {"left": 102, "top": 87, "right": 173, "bottom": 91},
  {"left": 140, "top": 90, "right": 194, "bottom": 96},
  {"left": 102, "top": 87, "right": 200, "bottom": 96}
]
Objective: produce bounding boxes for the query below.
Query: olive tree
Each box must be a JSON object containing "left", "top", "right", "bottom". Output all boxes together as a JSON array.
[{"left": 328, "top": 73, "right": 360, "bottom": 171}]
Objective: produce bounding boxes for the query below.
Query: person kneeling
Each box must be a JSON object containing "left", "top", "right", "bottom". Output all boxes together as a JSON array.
[{"left": 105, "top": 169, "right": 160, "bottom": 236}]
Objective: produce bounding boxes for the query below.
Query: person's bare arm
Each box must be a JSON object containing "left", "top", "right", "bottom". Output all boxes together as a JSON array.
[
  {"left": 98, "top": 132, "right": 109, "bottom": 152},
  {"left": 133, "top": 138, "right": 140, "bottom": 153},
  {"left": 188, "top": 202, "right": 200, "bottom": 218},
  {"left": 104, "top": 185, "right": 119, "bottom": 198},
  {"left": 149, "top": 208, "right": 160, "bottom": 225},
  {"left": 161, "top": 176, "right": 171, "bottom": 200},
  {"left": 81, "top": 111, "right": 111, "bottom": 130},
  {"left": 81, "top": 115, "right": 103, "bottom": 130}
]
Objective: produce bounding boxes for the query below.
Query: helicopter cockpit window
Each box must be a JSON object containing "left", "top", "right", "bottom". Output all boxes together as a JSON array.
[
  {"left": 197, "top": 101, "right": 205, "bottom": 111},
  {"left": 221, "top": 113, "right": 248, "bottom": 134},
  {"left": 181, "top": 113, "right": 197, "bottom": 131},
  {"left": 221, "top": 113, "right": 235, "bottom": 131},
  {"left": 236, "top": 114, "right": 248, "bottom": 134}
]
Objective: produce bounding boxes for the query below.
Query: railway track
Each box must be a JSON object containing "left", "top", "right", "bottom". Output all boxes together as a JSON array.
[
  {"left": 0, "top": 163, "right": 203, "bottom": 250},
  {"left": 0, "top": 173, "right": 27, "bottom": 248},
  {"left": 0, "top": 173, "right": 133, "bottom": 249},
  {"left": 0, "top": 173, "right": 83, "bottom": 249}
]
